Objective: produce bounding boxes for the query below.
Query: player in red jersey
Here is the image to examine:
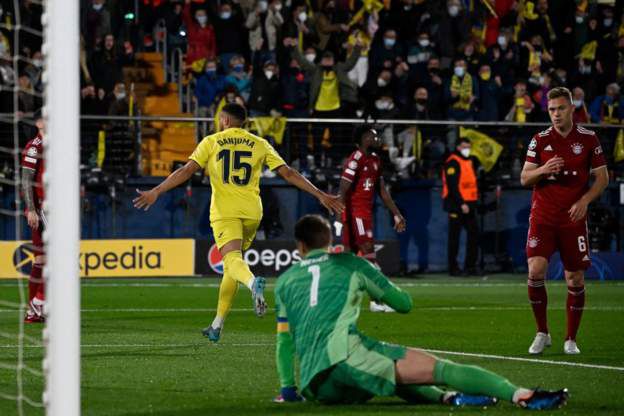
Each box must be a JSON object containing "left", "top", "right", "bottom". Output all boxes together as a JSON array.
[
  {"left": 21, "top": 117, "right": 47, "bottom": 323},
  {"left": 520, "top": 87, "right": 608, "bottom": 355},
  {"left": 338, "top": 125, "right": 406, "bottom": 312}
]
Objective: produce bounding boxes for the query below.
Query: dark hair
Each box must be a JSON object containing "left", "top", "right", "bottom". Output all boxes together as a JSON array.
[
  {"left": 455, "top": 137, "right": 470, "bottom": 147},
  {"left": 221, "top": 103, "right": 247, "bottom": 123},
  {"left": 547, "top": 87, "right": 572, "bottom": 103},
  {"left": 353, "top": 124, "right": 374, "bottom": 144},
  {"left": 294, "top": 215, "right": 332, "bottom": 250}
]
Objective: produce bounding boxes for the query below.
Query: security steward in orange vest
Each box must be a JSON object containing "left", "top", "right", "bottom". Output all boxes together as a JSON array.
[{"left": 442, "top": 138, "right": 479, "bottom": 276}]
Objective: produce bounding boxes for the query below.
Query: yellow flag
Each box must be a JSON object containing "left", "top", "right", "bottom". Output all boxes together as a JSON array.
[
  {"left": 615, "top": 128, "right": 624, "bottom": 163},
  {"left": 578, "top": 41, "right": 597, "bottom": 61},
  {"left": 522, "top": 1, "right": 539, "bottom": 20},
  {"left": 459, "top": 127, "right": 503, "bottom": 172},
  {"left": 249, "top": 117, "right": 288, "bottom": 145}
]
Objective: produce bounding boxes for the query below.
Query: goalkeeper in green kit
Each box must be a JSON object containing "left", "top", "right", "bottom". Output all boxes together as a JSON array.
[{"left": 273, "top": 215, "right": 568, "bottom": 410}]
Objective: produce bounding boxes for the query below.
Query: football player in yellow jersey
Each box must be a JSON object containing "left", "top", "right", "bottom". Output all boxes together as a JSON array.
[{"left": 133, "top": 103, "right": 343, "bottom": 342}]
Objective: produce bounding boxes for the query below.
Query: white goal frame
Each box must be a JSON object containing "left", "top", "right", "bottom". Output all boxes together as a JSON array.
[{"left": 43, "top": 0, "right": 81, "bottom": 415}]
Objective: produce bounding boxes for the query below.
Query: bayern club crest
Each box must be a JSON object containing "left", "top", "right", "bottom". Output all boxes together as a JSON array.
[
  {"left": 208, "top": 244, "right": 224, "bottom": 274},
  {"left": 571, "top": 143, "right": 583, "bottom": 155},
  {"left": 528, "top": 237, "right": 539, "bottom": 248}
]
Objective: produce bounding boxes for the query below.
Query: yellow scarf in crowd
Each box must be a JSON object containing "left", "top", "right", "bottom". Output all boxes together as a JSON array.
[{"left": 451, "top": 74, "right": 473, "bottom": 111}]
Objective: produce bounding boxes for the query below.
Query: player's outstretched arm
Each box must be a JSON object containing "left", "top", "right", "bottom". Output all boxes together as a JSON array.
[
  {"left": 520, "top": 157, "right": 563, "bottom": 187},
  {"left": 357, "top": 258, "right": 412, "bottom": 313},
  {"left": 378, "top": 177, "right": 406, "bottom": 232},
  {"left": 276, "top": 165, "right": 344, "bottom": 214},
  {"left": 133, "top": 160, "right": 202, "bottom": 211}
]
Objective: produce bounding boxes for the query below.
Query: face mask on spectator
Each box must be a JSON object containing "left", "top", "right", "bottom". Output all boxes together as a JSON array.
[
  {"left": 604, "top": 18, "right": 613, "bottom": 27},
  {"left": 93, "top": 3, "right": 103, "bottom": 11},
  {"left": 264, "top": 70, "right": 274, "bottom": 79},
  {"left": 384, "top": 38, "right": 396, "bottom": 48},
  {"left": 197, "top": 15, "right": 208, "bottom": 25},
  {"left": 305, "top": 53, "right": 316, "bottom": 62},
  {"left": 460, "top": 148, "right": 470, "bottom": 158},
  {"left": 259, "top": 1, "right": 268, "bottom": 12},
  {"left": 575, "top": 16, "right": 584, "bottom": 24},
  {"left": 375, "top": 99, "right": 393, "bottom": 110},
  {"left": 418, "top": 39, "right": 430, "bottom": 48},
  {"left": 579, "top": 64, "right": 591, "bottom": 74},
  {"left": 377, "top": 77, "right": 388, "bottom": 87},
  {"left": 448, "top": 5, "right": 459, "bottom": 17},
  {"left": 573, "top": 99, "right": 583, "bottom": 108},
  {"left": 497, "top": 35, "right": 507, "bottom": 47},
  {"left": 115, "top": 92, "right": 126, "bottom": 100},
  {"left": 454, "top": 66, "right": 465, "bottom": 77},
  {"left": 220, "top": 11, "right": 231, "bottom": 19},
  {"left": 233, "top": 64, "right": 244, "bottom": 72},
  {"left": 32, "top": 59, "right": 43, "bottom": 68},
  {"left": 298, "top": 11, "right": 307, "bottom": 22}
]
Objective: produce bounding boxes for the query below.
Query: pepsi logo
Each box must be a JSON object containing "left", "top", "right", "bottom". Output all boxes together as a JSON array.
[{"left": 207, "top": 244, "right": 224, "bottom": 274}]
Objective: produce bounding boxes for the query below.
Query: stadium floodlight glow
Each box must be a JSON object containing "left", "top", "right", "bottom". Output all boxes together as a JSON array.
[{"left": 42, "top": 0, "right": 81, "bottom": 414}]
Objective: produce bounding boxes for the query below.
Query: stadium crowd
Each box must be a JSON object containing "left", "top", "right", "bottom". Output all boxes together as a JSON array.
[{"left": 1, "top": 0, "right": 623, "bottom": 175}]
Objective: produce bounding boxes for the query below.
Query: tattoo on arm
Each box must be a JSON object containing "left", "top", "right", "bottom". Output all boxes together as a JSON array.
[{"left": 22, "top": 168, "right": 36, "bottom": 212}]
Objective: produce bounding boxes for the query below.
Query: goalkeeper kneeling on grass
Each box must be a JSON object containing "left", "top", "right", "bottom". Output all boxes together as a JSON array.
[{"left": 273, "top": 215, "right": 568, "bottom": 410}]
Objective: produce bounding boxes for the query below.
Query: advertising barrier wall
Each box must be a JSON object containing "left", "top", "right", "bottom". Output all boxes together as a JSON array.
[
  {"left": 194, "top": 239, "right": 401, "bottom": 276},
  {"left": 0, "top": 239, "right": 195, "bottom": 278}
]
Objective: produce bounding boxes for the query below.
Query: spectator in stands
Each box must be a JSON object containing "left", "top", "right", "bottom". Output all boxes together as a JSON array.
[
  {"left": 314, "top": 0, "right": 349, "bottom": 54},
  {"left": 421, "top": 57, "right": 445, "bottom": 120},
  {"left": 346, "top": 18, "right": 375, "bottom": 88},
  {"left": 165, "top": 1, "right": 186, "bottom": 53},
  {"left": 89, "top": 34, "right": 124, "bottom": 94},
  {"left": 182, "top": 2, "right": 216, "bottom": 67},
  {"left": 248, "top": 57, "right": 281, "bottom": 116},
  {"left": 406, "top": 31, "right": 434, "bottom": 84},
  {"left": 195, "top": 59, "right": 226, "bottom": 135},
  {"left": 461, "top": 41, "right": 481, "bottom": 76},
  {"left": 108, "top": 82, "right": 129, "bottom": 116},
  {"left": 24, "top": 50, "right": 43, "bottom": 94},
  {"left": 476, "top": 64, "right": 502, "bottom": 121},
  {"left": 572, "top": 86, "right": 590, "bottom": 124},
  {"left": 589, "top": 82, "right": 624, "bottom": 124},
  {"left": 81, "top": 83, "right": 108, "bottom": 115},
  {"left": 436, "top": 0, "right": 470, "bottom": 67},
  {"left": 18, "top": 74, "right": 39, "bottom": 117},
  {"left": 369, "top": 29, "right": 403, "bottom": 76},
  {"left": 281, "top": 5, "right": 314, "bottom": 57},
  {"left": 487, "top": 28, "right": 519, "bottom": 103},
  {"left": 210, "top": 1, "right": 248, "bottom": 70},
  {"left": 505, "top": 80, "right": 534, "bottom": 122},
  {"left": 280, "top": 56, "right": 311, "bottom": 171},
  {"left": 246, "top": 0, "right": 284, "bottom": 64},
  {"left": 445, "top": 58, "right": 478, "bottom": 122},
  {"left": 225, "top": 55, "right": 252, "bottom": 102},
  {"left": 82, "top": 0, "right": 111, "bottom": 50}
]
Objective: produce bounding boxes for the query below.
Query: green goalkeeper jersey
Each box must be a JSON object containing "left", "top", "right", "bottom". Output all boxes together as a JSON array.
[{"left": 275, "top": 249, "right": 412, "bottom": 392}]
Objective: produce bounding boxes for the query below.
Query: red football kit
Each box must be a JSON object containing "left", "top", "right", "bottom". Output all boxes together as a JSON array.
[
  {"left": 340, "top": 149, "right": 382, "bottom": 252},
  {"left": 525, "top": 124, "right": 606, "bottom": 271},
  {"left": 22, "top": 134, "right": 45, "bottom": 249}
]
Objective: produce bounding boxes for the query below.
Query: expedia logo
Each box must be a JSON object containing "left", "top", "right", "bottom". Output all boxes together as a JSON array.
[
  {"left": 12, "top": 243, "right": 38, "bottom": 275},
  {"left": 80, "top": 245, "right": 161, "bottom": 276}
]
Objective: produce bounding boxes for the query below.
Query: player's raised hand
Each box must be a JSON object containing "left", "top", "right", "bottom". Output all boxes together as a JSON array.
[
  {"left": 540, "top": 156, "right": 564, "bottom": 175},
  {"left": 133, "top": 188, "right": 159, "bottom": 211},
  {"left": 568, "top": 199, "right": 589, "bottom": 223},
  {"left": 318, "top": 193, "right": 344, "bottom": 215},
  {"left": 393, "top": 214, "right": 406, "bottom": 233}
]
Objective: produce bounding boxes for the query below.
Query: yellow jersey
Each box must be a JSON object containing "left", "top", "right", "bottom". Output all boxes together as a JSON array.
[{"left": 189, "top": 127, "right": 286, "bottom": 221}]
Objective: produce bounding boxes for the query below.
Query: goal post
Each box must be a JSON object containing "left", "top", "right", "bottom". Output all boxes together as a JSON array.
[{"left": 43, "top": 0, "right": 81, "bottom": 414}]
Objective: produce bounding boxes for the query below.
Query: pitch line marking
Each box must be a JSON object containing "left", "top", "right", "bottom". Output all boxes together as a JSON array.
[{"left": 0, "top": 343, "right": 622, "bottom": 371}]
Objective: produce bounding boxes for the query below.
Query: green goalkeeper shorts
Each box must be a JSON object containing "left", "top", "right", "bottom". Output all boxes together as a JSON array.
[{"left": 303, "top": 331, "right": 407, "bottom": 404}]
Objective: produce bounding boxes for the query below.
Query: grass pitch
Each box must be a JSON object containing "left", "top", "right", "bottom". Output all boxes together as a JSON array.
[{"left": 1, "top": 276, "right": 623, "bottom": 415}]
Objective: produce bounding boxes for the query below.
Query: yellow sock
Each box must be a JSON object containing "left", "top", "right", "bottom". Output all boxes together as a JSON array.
[
  {"left": 214, "top": 273, "right": 239, "bottom": 325},
  {"left": 222, "top": 250, "right": 254, "bottom": 289}
]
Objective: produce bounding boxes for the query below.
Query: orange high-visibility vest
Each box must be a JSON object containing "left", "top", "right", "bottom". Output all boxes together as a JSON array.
[{"left": 442, "top": 154, "right": 478, "bottom": 202}]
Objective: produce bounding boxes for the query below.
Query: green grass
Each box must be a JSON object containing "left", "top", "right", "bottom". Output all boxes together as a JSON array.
[{"left": 1, "top": 276, "right": 624, "bottom": 415}]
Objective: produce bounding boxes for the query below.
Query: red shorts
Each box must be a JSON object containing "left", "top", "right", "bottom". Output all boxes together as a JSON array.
[
  {"left": 341, "top": 212, "right": 373, "bottom": 253},
  {"left": 526, "top": 220, "right": 591, "bottom": 271}
]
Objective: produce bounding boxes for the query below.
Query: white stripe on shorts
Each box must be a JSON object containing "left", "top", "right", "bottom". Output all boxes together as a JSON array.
[{"left": 355, "top": 217, "right": 365, "bottom": 236}]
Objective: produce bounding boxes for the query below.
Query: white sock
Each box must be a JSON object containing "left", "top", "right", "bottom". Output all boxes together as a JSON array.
[
  {"left": 246, "top": 276, "right": 256, "bottom": 291},
  {"left": 512, "top": 388, "right": 533, "bottom": 404},
  {"left": 211, "top": 316, "right": 224, "bottom": 329}
]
